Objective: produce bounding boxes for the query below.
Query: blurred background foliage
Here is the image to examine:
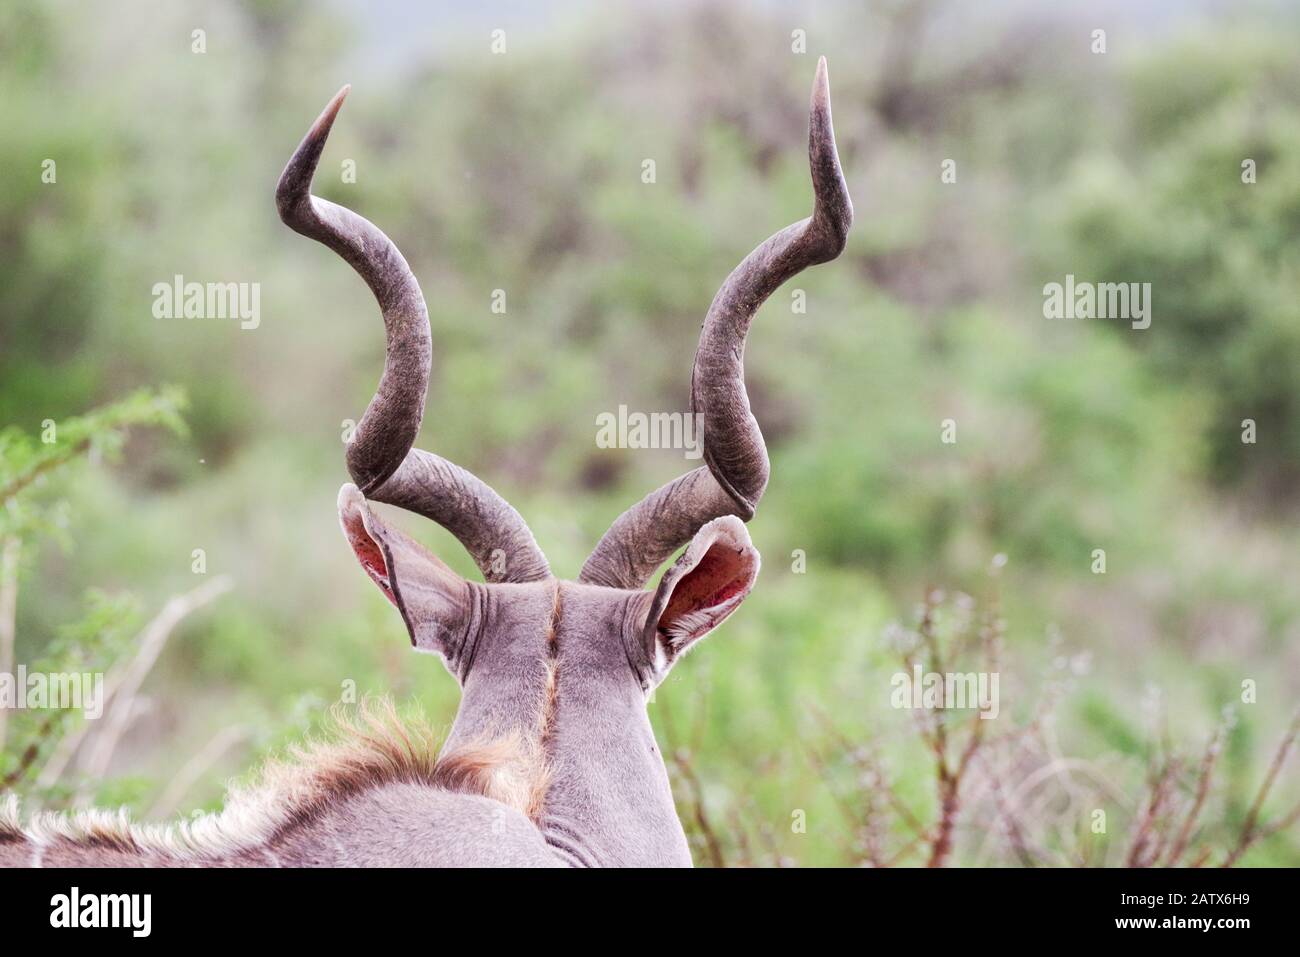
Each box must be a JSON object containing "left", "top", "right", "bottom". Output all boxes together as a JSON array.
[{"left": 1, "top": 0, "right": 1297, "bottom": 865}]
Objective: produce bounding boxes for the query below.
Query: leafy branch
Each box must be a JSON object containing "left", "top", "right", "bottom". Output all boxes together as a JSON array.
[{"left": 0, "top": 386, "right": 187, "bottom": 512}]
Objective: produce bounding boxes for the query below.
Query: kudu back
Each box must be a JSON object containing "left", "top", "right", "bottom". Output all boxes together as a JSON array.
[{"left": 0, "top": 59, "right": 851, "bottom": 867}]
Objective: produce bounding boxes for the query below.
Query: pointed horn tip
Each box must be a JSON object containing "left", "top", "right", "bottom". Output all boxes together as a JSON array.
[
  {"left": 307, "top": 84, "right": 351, "bottom": 139},
  {"left": 812, "top": 57, "right": 830, "bottom": 105},
  {"left": 279, "top": 85, "right": 350, "bottom": 214}
]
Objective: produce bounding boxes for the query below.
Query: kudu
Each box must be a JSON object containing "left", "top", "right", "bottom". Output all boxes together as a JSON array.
[{"left": 0, "top": 59, "right": 851, "bottom": 867}]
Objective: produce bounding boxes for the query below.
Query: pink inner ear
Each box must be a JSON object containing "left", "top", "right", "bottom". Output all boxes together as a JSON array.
[
  {"left": 341, "top": 506, "right": 397, "bottom": 606},
  {"left": 660, "top": 542, "right": 755, "bottom": 640}
]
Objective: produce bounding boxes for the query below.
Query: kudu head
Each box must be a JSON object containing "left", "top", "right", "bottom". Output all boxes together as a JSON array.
[{"left": 275, "top": 59, "right": 851, "bottom": 866}]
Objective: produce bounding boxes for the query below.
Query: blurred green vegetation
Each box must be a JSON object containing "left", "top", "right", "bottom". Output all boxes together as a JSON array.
[{"left": 1, "top": 0, "right": 1297, "bottom": 865}]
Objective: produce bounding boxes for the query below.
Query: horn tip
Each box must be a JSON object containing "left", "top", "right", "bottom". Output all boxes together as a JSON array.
[
  {"left": 277, "top": 85, "right": 352, "bottom": 222},
  {"left": 810, "top": 57, "right": 832, "bottom": 122},
  {"left": 311, "top": 84, "right": 351, "bottom": 138}
]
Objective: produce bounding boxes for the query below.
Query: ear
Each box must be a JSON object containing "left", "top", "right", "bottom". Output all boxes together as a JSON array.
[
  {"left": 642, "top": 516, "right": 760, "bottom": 675},
  {"left": 337, "top": 484, "right": 473, "bottom": 668}
]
